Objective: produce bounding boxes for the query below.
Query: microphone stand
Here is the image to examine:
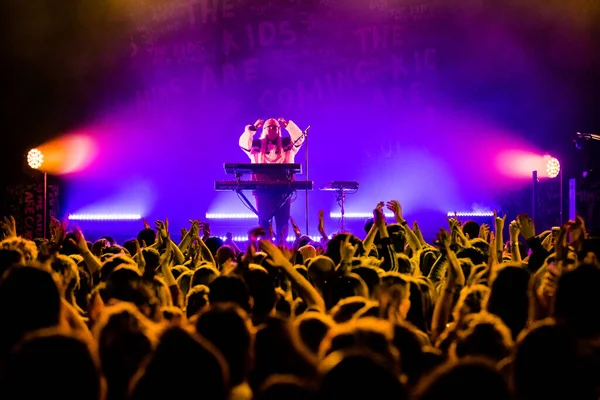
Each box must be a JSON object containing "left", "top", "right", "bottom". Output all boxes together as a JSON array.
[{"left": 305, "top": 127, "right": 309, "bottom": 235}]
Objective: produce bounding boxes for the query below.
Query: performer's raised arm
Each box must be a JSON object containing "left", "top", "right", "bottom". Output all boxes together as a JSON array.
[
  {"left": 239, "top": 119, "right": 263, "bottom": 156},
  {"left": 279, "top": 118, "right": 304, "bottom": 153}
]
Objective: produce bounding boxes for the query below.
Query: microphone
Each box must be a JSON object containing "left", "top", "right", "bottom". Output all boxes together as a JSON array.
[{"left": 303, "top": 125, "right": 311, "bottom": 136}]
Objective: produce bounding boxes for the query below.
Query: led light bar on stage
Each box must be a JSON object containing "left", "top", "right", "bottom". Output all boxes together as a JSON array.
[
  {"left": 68, "top": 213, "right": 142, "bottom": 221},
  {"left": 446, "top": 212, "right": 494, "bottom": 218},
  {"left": 329, "top": 212, "right": 394, "bottom": 219},
  {"left": 205, "top": 213, "right": 257, "bottom": 220},
  {"left": 218, "top": 235, "right": 323, "bottom": 242}
]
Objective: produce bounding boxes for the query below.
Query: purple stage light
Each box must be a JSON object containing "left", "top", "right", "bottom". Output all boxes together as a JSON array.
[
  {"left": 218, "top": 235, "right": 322, "bottom": 242},
  {"left": 446, "top": 212, "right": 494, "bottom": 217},
  {"left": 205, "top": 213, "right": 257, "bottom": 220},
  {"left": 329, "top": 212, "right": 394, "bottom": 219},
  {"left": 68, "top": 213, "right": 142, "bottom": 221}
]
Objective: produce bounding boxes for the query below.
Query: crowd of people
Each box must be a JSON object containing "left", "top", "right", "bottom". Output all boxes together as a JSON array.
[{"left": 0, "top": 200, "right": 599, "bottom": 400}]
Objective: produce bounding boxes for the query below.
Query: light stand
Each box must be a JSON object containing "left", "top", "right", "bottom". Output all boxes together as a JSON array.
[
  {"left": 304, "top": 127, "right": 309, "bottom": 235},
  {"left": 43, "top": 172, "right": 47, "bottom": 239},
  {"left": 534, "top": 156, "right": 561, "bottom": 226},
  {"left": 320, "top": 182, "right": 358, "bottom": 233},
  {"left": 532, "top": 170, "right": 538, "bottom": 222},
  {"left": 559, "top": 168, "right": 563, "bottom": 224}
]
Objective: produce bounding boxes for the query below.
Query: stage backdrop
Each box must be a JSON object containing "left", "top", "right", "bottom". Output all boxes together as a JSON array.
[
  {"left": 4, "top": 184, "right": 59, "bottom": 240},
  {"left": 57, "top": 0, "right": 595, "bottom": 239}
]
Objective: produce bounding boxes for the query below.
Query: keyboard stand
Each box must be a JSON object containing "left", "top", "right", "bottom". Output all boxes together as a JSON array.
[
  {"left": 234, "top": 187, "right": 296, "bottom": 222},
  {"left": 267, "top": 190, "right": 295, "bottom": 222},
  {"left": 235, "top": 189, "right": 259, "bottom": 216},
  {"left": 319, "top": 182, "right": 359, "bottom": 233},
  {"left": 336, "top": 189, "right": 348, "bottom": 232}
]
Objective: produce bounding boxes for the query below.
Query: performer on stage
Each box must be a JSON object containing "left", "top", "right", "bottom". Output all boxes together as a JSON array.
[{"left": 239, "top": 117, "right": 305, "bottom": 242}]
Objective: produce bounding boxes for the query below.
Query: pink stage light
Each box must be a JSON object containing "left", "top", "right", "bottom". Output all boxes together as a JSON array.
[
  {"left": 36, "top": 134, "right": 98, "bottom": 175},
  {"left": 496, "top": 151, "right": 561, "bottom": 179},
  {"left": 545, "top": 157, "right": 560, "bottom": 178}
]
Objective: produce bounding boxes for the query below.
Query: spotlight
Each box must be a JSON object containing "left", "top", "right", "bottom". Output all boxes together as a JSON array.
[
  {"left": 27, "top": 148, "right": 44, "bottom": 169},
  {"left": 546, "top": 157, "right": 560, "bottom": 178}
]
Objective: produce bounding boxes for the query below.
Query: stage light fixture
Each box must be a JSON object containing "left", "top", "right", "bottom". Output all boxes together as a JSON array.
[
  {"left": 27, "top": 148, "right": 44, "bottom": 169},
  {"left": 546, "top": 157, "right": 560, "bottom": 179}
]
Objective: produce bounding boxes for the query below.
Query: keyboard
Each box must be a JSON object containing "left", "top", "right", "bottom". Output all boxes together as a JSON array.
[
  {"left": 215, "top": 180, "right": 314, "bottom": 191},
  {"left": 320, "top": 181, "right": 359, "bottom": 191},
  {"left": 224, "top": 163, "right": 302, "bottom": 176}
]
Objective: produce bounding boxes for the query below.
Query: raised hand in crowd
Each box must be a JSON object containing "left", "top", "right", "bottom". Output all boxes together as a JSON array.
[
  {"left": 268, "top": 221, "right": 274, "bottom": 242},
  {"left": 199, "top": 221, "right": 211, "bottom": 241},
  {"left": 540, "top": 230, "right": 554, "bottom": 251},
  {"left": 70, "top": 225, "right": 90, "bottom": 254},
  {"left": 516, "top": 213, "right": 535, "bottom": 240},
  {"left": 479, "top": 222, "right": 490, "bottom": 242},
  {"left": 159, "top": 234, "right": 177, "bottom": 285},
  {"left": 431, "top": 227, "right": 465, "bottom": 339},
  {"left": 447, "top": 214, "right": 469, "bottom": 248},
  {"left": 386, "top": 199, "right": 403, "bottom": 223},
  {"left": 494, "top": 210, "right": 506, "bottom": 254},
  {"left": 176, "top": 219, "right": 198, "bottom": 257},
  {"left": 49, "top": 216, "right": 67, "bottom": 244},
  {"left": 339, "top": 234, "right": 359, "bottom": 271},
  {"left": 317, "top": 209, "right": 328, "bottom": 242},
  {"left": 374, "top": 202, "right": 387, "bottom": 230},
  {"left": 289, "top": 216, "right": 302, "bottom": 239},
  {"left": 69, "top": 225, "right": 102, "bottom": 276},
  {"left": 412, "top": 221, "right": 426, "bottom": 247},
  {"left": 248, "top": 226, "right": 265, "bottom": 243},
  {"left": 155, "top": 219, "right": 169, "bottom": 243},
  {"left": 133, "top": 238, "right": 146, "bottom": 274},
  {"left": 508, "top": 220, "right": 522, "bottom": 262},
  {"left": 153, "top": 218, "right": 185, "bottom": 265},
  {"left": 224, "top": 231, "right": 241, "bottom": 255},
  {"left": 0, "top": 215, "right": 17, "bottom": 238},
  {"left": 387, "top": 199, "right": 422, "bottom": 253},
  {"left": 568, "top": 215, "right": 586, "bottom": 251},
  {"left": 259, "top": 239, "right": 324, "bottom": 311}
]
